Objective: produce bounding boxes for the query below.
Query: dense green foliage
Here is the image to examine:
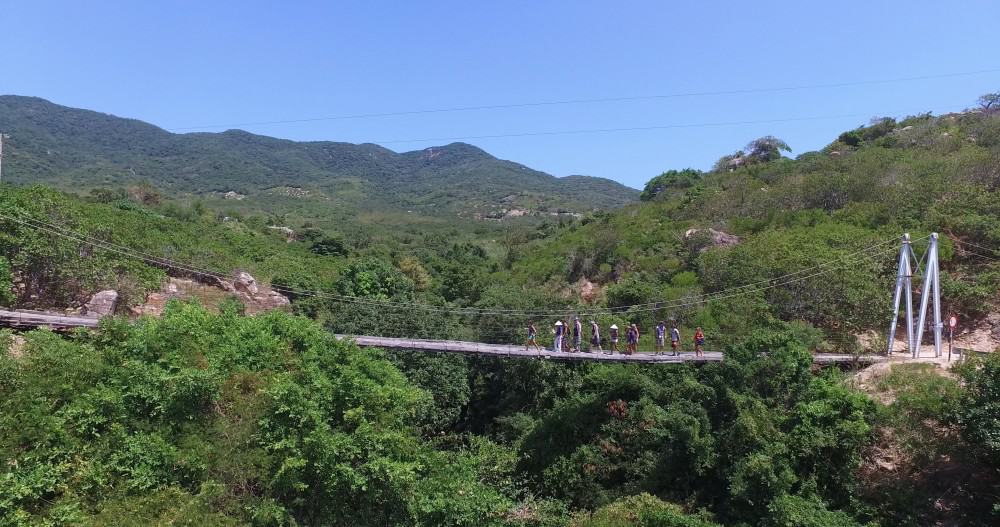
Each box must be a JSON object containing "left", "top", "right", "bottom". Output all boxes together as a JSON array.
[
  {"left": 2, "top": 95, "right": 1000, "bottom": 526},
  {"left": 0, "top": 304, "right": 522, "bottom": 526}
]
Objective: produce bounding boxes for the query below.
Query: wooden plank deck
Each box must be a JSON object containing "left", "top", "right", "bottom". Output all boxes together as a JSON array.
[
  {"left": 0, "top": 308, "right": 100, "bottom": 331},
  {"left": 336, "top": 335, "right": 886, "bottom": 365}
]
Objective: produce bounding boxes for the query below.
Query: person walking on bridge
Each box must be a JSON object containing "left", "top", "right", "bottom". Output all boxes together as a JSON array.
[
  {"left": 670, "top": 324, "right": 681, "bottom": 356},
  {"left": 553, "top": 320, "right": 565, "bottom": 353},
  {"left": 609, "top": 324, "right": 619, "bottom": 354},
  {"left": 694, "top": 327, "right": 705, "bottom": 357},
  {"left": 626, "top": 324, "right": 639, "bottom": 355},
  {"left": 590, "top": 320, "right": 602, "bottom": 353},
  {"left": 572, "top": 317, "right": 582, "bottom": 352},
  {"left": 525, "top": 322, "right": 541, "bottom": 352},
  {"left": 655, "top": 321, "right": 666, "bottom": 355}
]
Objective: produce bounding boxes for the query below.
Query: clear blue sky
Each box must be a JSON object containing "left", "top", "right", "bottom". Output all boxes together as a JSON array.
[{"left": 3, "top": 0, "right": 999, "bottom": 189}]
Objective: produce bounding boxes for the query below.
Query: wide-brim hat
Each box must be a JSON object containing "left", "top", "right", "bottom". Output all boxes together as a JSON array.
[
  {"left": 610, "top": 324, "right": 618, "bottom": 329},
  {"left": 555, "top": 321, "right": 564, "bottom": 326}
]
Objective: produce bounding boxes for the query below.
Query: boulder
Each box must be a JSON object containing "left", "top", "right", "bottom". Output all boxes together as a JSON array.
[
  {"left": 264, "top": 290, "right": 291, "bottom": 309},
  {"left": 84, "top": 290, "right": 119, "bottom": 317},
  {"left": 684, "top": 228, "right": 740, "bottom": 249},
  {"left": 234, "top": 272, "right": 259, "bottom": 295}
]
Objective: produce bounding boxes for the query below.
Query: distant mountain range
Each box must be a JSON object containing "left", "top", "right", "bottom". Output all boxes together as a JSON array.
[{"left": 0, "top": 95, "right": 638, "bottom": 218}]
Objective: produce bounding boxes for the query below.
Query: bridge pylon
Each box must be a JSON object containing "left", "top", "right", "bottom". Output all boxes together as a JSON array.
[{"left": 887, "top": 232, "right": 942, "bottom": 358}]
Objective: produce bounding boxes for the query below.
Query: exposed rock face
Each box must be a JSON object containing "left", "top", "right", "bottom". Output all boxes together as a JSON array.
[
  {"left": 268, "top": 225, "right": 296, "bottom": 241},
  {"left": 132, "top": 274, "right": 290, "bottom": 317},
  {"left": 234, "top": 272, "right": 259, "bottom": 295},
  {"left": 261, "top": 290, "right": 291, "bottom": 311},
  {"left": 84, "top": 290, "right": 118, "bottom": 317},
  {"left": 684, "top": 228, "right": 740, "bottom": 250},
  {"left": 727, "top": 156, "right": 748, "bottom": 170},
  {"left": 225, "top": 272, "right": 291, "bottom": 313},
  {"left": 577, "top": 279, "right": 598, "bottom": 304}
]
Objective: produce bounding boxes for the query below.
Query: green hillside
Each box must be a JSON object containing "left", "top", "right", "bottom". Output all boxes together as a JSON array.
[
  {"left": 0, "top": 95, "right": 638, "bottom": 228},
  {"left": 2, "top": 95, "right": 1000, "bottom": 526},
  {"left": 503, "top": 107, "right": 1000, "bottom": 347}
]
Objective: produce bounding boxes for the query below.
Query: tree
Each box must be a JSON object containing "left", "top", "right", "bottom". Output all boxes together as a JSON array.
[
  {"left": 977, "top": 91, "right": 1000, "bottom": 114},
  {"left": 640, "top": 169, "right": 703, "bottom": 201},
  {"left": 336, "top": 257, "right": 414, "bottom": 300},
  {"left": 309, "top": 235, "right": 348, "bottom": 257},
  {"left": 955, "top": 353, "right": 1000, "bottom": 464},
  {"left": 0, "top": 256, "right": 13, "bottom": 306},
  {"left": 398, "top": 256, "right": 432, "bottom": 291},
  {"left": 745, "top": 136, "right": 792, "bottom": 163}
]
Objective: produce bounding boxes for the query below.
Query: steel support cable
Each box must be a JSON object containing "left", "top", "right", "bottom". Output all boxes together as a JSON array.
[
  {"left": 6, "top": 212, "right": 906, "bottom": 316},
  {"left": 2, "top": 210, "right": 905, "bottom": 317},
  {"left": 7, "top": 209, "right": 903, "bottom": 315},
  {"left": 0, "top": 211, "right": 911, "bottom": 317},
  {"left": 953, "top": 239, "right": 1000, "bottom": 258}
]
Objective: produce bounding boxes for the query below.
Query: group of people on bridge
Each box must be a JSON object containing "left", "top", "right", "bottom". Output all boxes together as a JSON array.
[{"left": 525, "top": 318, "right": 705, "bottom": 356}]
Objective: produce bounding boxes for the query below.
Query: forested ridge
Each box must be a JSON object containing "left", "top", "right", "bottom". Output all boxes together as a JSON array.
[
  {"left": 0, "top": 95, "right": 638, "bottom": 233},
  {"left": 2, "top": 94, "right": 1000, "bottom": 525}
]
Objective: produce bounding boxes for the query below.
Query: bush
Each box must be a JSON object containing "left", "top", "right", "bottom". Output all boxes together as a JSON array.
[{"left": 571, "top": 493, "right": 720, "bottom": 526}]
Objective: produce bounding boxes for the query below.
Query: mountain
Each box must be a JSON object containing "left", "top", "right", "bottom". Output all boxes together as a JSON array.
[{"left": 0, "top": 95, "right": 638, "bottom": 220}]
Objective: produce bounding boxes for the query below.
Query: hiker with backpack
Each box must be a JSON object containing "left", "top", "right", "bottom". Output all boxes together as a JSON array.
[
  {"left": 525, "top": 322, "right": 541, "bottom": 352},
  {"left": 655, "top": 321, "right": 666, "bottom": 355},
  {"left": 554, "top": 321, "right": 565, "bottom": 352},
  {"left": 627, "top": 323, "right": 639, "bottom": 355},
  {"left": 670, "top": 324, "right": 681, "bottom": 356},
  {"left": 694, "top": 327, "right": 705, "bottom": 357},
  {"left": 609, "top": 324, "right": 619, "bottom": 354},
  {"left": 590, "top": 320, "right": 602, "bottom": 352}
]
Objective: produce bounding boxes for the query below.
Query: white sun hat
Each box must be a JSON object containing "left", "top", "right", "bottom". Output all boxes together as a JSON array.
[
  {"left": 555, "top": 321, "right": 563, "bottom": 326},
  {"left": 610, "top": 324, "right": 618, "bottom": 329}
]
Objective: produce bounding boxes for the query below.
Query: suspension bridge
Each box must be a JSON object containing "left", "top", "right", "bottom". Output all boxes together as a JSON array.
[
  {"left": 0, "top": 209, "right": 977, "bottom": 365},
  {"left": 0, "top": 307, "right": 881, "bottom": 363}
]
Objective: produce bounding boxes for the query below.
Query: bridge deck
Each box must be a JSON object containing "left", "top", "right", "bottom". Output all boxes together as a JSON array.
[
  {"left": 0, "top": 309, "right": 884, "bottom": 365},
  {"left": 0, "top": 308, "right": 100, "bottom": 331},
  {"left": 337, "top": 335, "right": 885, "bottom": 364}
]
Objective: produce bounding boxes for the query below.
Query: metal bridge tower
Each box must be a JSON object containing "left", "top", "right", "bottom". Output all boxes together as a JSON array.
[{"left": 887, "top": 233, "right": 942, "bottom": 358}]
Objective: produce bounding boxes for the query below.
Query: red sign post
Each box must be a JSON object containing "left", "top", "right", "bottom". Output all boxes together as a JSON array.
[{"left": 948, "top": 316, "right": 957, "bottom": 361}]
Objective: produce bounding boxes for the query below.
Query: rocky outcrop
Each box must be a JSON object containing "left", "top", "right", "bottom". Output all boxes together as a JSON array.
[
  {"left": 234, "top": 272, "right": 259, "bottom": 295},
  {"left": 131, "top": 273, "right": 290, "bottom": 317},
  {"left": 83, "top": 290, "right": 118, "bottom": 317},
  {"left": 684, "top": 228, "right": 740, "bottom": 250},
  {"left": 268, "top": 226, "right": 296, "bottom": 242},
  {"left": 214, "top": 272, "right": 291, "bottom": 314}
]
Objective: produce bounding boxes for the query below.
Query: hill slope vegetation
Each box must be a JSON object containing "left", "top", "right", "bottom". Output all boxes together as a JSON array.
[{"left": 0, "top": 95, "right": 638, "bottom": 224}]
